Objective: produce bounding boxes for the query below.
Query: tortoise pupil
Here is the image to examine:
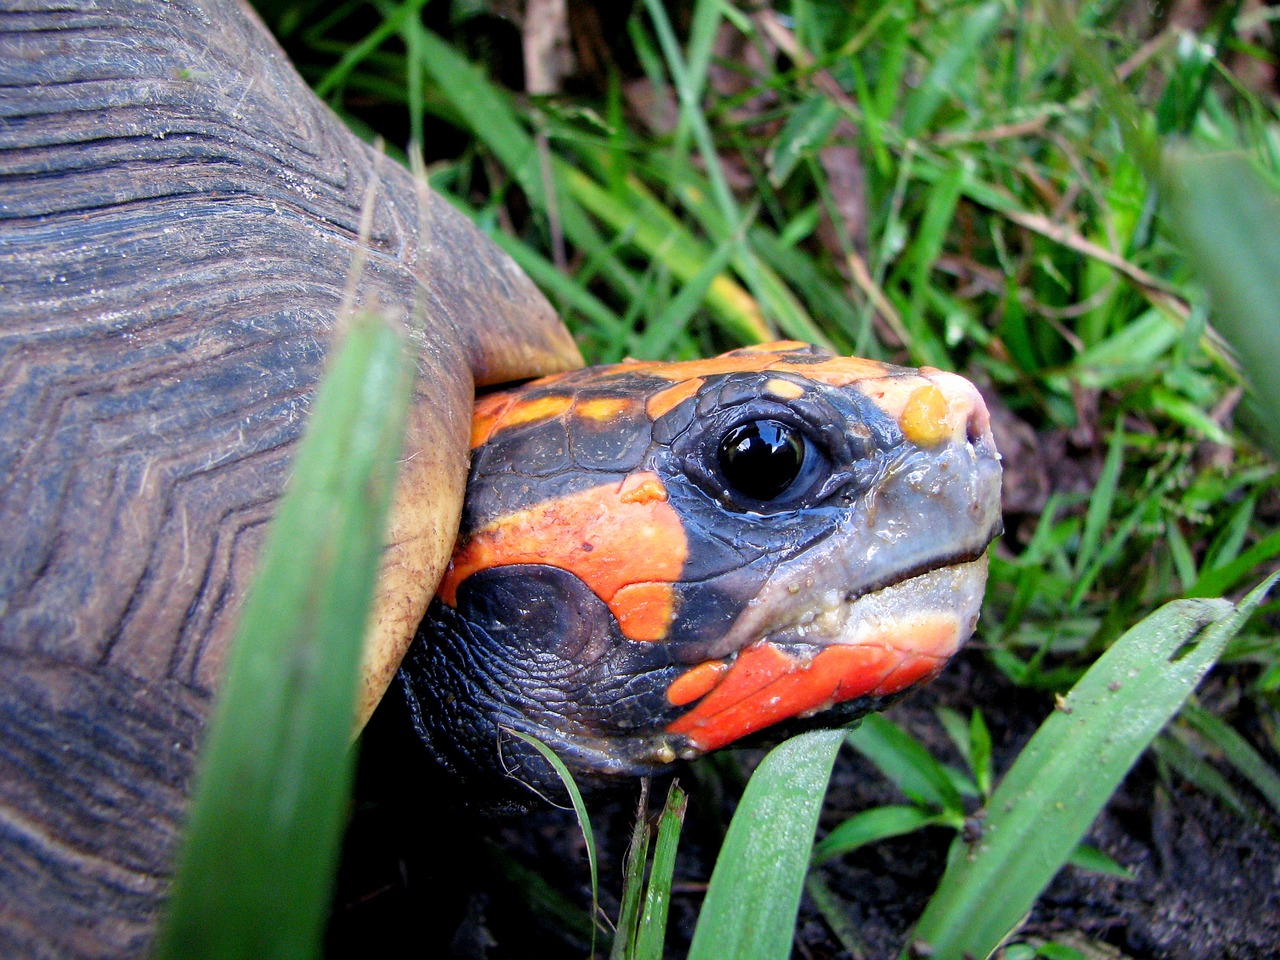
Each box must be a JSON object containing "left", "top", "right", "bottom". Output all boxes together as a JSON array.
[{"left": 717, "top": 420, "right": 805, "bottom": 501}]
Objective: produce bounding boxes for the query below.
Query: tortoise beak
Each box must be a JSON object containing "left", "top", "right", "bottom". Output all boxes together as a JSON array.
[
  {"left": 664, "top": 558, "right": 989, "bottom": 752},
  {"left": 664, "top": 370, "right": 1002, "bottom": 754}
]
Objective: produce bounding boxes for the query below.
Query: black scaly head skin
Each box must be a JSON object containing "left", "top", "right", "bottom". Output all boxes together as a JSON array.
[{"left": 398, "top": 342, "right": 1002, "bottom": 804}]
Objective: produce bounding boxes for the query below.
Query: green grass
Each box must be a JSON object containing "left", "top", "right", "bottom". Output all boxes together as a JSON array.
[
  {"left": 184, "top": 1, "right": 1280, "bottom": 957},
  {"left": 158, "top": 313, "right": 412, "bottom": 960}
]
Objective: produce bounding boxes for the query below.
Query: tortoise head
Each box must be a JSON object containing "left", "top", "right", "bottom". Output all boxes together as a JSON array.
[{"left": 398, "top": 342, "right": 1001, "bottom": 802}]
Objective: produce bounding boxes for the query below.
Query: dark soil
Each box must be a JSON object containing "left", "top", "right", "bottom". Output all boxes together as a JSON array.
[{"left": 327, "top": 651, "right": 1280, "bottom": 960}]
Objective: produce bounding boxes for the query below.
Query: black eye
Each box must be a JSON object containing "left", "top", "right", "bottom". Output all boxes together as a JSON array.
[{"left": 717, "top": 420, "right": 806, "bottom": 501}]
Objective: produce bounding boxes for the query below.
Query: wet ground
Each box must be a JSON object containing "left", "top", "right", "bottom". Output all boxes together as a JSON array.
[{"left": 327, "top": 651, "right": 1280, "bottom": 960}]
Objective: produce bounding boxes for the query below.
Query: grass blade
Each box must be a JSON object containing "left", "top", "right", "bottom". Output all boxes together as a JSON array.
[
  {"left": 805, "top": 871, "right": 870, "bottom": 960},
  {"left": 813, "top": 805, "right": 944, "bottom": 864},
  {"left": 482, "top": 840, "right": 599, "bottom": 947},
  {"left": 1067, "top": 844, "right": 1132, "bottom": 879},
  {"left": 900, "top": 0, "right": 1003, "bottom": 137},
  {"left": 312, "top": 1, "right": 421, "bottom": 100},
  {"left": 414, "top": 28, "right": 611, "bottom": 274},
  {"left": 1166, "top": 150, "right": 1280, "bottom": 458},
  {"left": 1189, "top": 527, "right": 1280, "bottom": 598},
  {"left": 969, "top": 709, "right": 994, "bottom": 798},
  {"left": 687, "top": 729, "right": 845, "bottom": 960},
  {"left": 506, "top": 729, "right": 601, "bottom": 956},
  {"left": 563, "top": 167, "right": 771, "bottom": 343},
  {"left": 846, "top": 714, "right": 965, "bottom": 812},
  {"left": 156, "top": 313, "right": 412, "bottom": 960},
  {"left": 1152, "top": 733, "right": 1253, "bottom": 820},
  {"left": 1180, "top": 702, "right": 1280, "bottom": 820},
  {"left": 904, "top": 575, "right": 1279, "bottom": 960},
  {"left": 1072, "top": 423, "right": 1125, "bottom": 587},
  {"left": 611, "top": 782, "right": 653, "bottom": 960},
  {"left": 634, "top": 781, "right": 687, "bottom": 960},
  {"left": 642, "top": 0, "right": 826, "bottom": 341},
  {"left": 766, "top": 93, "right": 842, "bottom": 187}
]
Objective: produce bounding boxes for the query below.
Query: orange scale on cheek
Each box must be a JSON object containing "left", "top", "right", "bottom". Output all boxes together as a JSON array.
[
  {"left": 860, "top": 617, "right": 962, "bottom": 697},
  {"left": 611, "top": 581, "right": 678, "bottom": 642},
  {"left": 899, "top": 616, "right": 964, "bottom": 659},
  {"left": 665, "top": 622, "right": 966, "bottom": 753},
  {"left": 666, "top": 659, "right": 730, "bottom": 707}
]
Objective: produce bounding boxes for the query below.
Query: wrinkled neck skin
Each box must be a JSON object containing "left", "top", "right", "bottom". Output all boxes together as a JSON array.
[{"left": 397, "top": 344, "right": 1002, "bottom": 805}]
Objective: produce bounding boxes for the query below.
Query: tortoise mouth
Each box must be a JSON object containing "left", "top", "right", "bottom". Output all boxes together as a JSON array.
[
  {"left": 661, "top": 556, "right": 989, "bottom": 753},
  {"left": 464, "top": 556, "right": 991, "bottom": 792}
]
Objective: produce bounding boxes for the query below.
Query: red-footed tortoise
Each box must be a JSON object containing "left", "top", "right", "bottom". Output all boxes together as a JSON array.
[{"left": 0, "top": 1, "right": 1002, "bottom": 956}]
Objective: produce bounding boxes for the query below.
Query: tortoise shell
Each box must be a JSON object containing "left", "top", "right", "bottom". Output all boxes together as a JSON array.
[{"left": 0, "top": 1, "right": 579, "bottom": 955}]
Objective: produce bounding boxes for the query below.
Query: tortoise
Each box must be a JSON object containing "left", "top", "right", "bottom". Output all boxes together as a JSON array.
[{"left": 0, "top": 1, "right": 1001, "bottom": 956}]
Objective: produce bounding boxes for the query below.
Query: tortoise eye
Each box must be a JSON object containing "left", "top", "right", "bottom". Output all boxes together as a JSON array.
[{"left": 717, "top": 420, "right": 806, "bottom": 501}]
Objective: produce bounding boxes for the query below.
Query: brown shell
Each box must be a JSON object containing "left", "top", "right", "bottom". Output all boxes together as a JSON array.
[{"left": 0, "top": 1, "right": 581, "bottom": 955}]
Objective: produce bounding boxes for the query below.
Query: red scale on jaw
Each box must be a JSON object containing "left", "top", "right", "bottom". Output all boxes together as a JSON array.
[{"left": 666, "top": 616, "right": 962, "bottom": 752}]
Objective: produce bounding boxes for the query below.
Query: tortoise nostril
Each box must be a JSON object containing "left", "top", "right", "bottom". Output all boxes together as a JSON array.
[{"left": 966, "top": 394, "right": 994, "bottom": 449}]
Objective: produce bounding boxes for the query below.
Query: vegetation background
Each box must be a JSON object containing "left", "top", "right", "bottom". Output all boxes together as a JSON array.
[{"left": 225, "top": 1, "right": 1280, "bottom": 957}]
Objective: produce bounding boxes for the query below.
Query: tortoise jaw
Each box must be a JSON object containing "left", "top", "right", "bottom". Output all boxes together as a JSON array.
[{"left": 662, "top": 556, "right": 989, "bottom": 754}]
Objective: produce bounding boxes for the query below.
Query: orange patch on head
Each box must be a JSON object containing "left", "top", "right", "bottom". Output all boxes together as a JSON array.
[
  {"left": 874, "top": 656, "right": 944, "bottom": 697},
  {"left": 899, "top": 384, "right": 951, "bottom": 448},
  {"left": 439, "top": 471, "right": 687, "bottom": 642},
  {"left": 764, "top": 377, "right": 806, "bottom": 400},
  {"left": 735, "top": 340, "right": 810, "bottom": 354},
  {"left": 769, "top": 356, "right": 896, "bottom": 387},
  {"left": 683, "top": 642, "right": 797, "bottom": 719},
  {"left": 853, "top": 369, "right": 988, "bottom": 444},
  {"left": 633, "top": 344, "right": 893, "bottom": 388},
  {"left": 502, "top": 394, "right": 574, "bottom": 429},
  {"left": 869, "top": 617, "right": 961, "bottom": 695},
  {"left": 891, "top": 615, "right": 964, "bottom": 660},
  {"left": 469, "top": 392, "right": 573, "bottom": 448},
  {"left": 619, "top": 473, "right": 669, "bottom": 505},
  {"left": 470, "top": 392, "right": 514, "bottom": 448},
  {"left": 577, "top": 396, "right": 636, "bottom": 421},
  {"left": 647, "top": 355, "right": 785, "bottom": 381},
  {"left": 666, "top": 643, "right": 804, "bottom": 751},
  {"left": 645, "top": 378, "right": 705, "bottom": 419}
]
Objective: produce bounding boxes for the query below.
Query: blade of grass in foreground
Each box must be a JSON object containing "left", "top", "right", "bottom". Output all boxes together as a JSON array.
[
  {"left": 633, "top": 781, "right": 688, "bottom": 960},
  {"left": 687, "top": 729, "right": 845, "bottom": 960},
  {"left": 506, "top": 729, "right": 601, "bottom": 958},
  {"left": 156, "top": 313, "right": 412, "bottom": 960},
  {"left": 611, "top": 783, "right": 653, "bottom": 960},
  {"left": 1166, "top": 150, "right": 1280, "bottom": 459},
  {"left": 904, "top": 575, "right": 1278, "bottom": 960}
]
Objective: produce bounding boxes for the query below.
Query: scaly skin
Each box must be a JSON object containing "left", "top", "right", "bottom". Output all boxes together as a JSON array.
[{"left": 399, "top": 342, "right": 1002, "bottom": 802}]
